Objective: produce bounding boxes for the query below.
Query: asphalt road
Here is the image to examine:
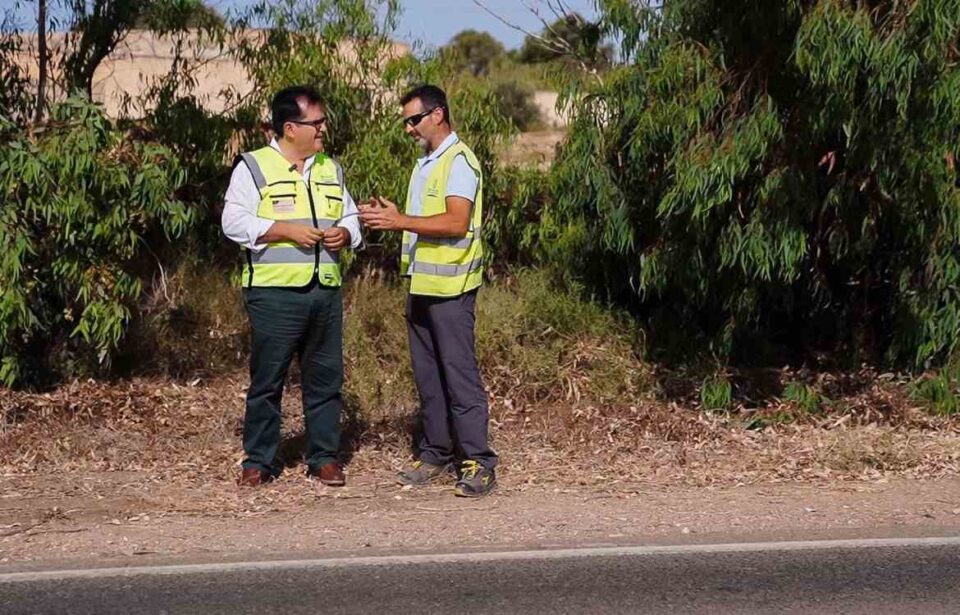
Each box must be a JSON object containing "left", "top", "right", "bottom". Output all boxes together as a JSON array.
[{"left": 2, "top": 537, "right": 959, "bottom": 614}]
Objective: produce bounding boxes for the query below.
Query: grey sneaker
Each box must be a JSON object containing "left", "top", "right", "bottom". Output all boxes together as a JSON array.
[
  {"left": 397, "top": 460, "right": 453, "bottom": 486},
  {"left": 453, "top": 460, "right": 496, "bottom": 497}
]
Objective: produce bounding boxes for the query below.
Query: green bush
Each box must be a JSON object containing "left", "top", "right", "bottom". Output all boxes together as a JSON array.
[
  {"left": 548, "top": 0, "right": 960, "bottom": 369},
  {"left": 0, "top": 98, "right": 197, "bottom": 386},
  {"left": 700, "top": 374, "right": 732, "bottom": 411},
  {"left": 116, "top": 259, "right": 248, "bottom": 377},
  {"left": 476, "top": 269, "right": 648, "bottom": 407},
  {"left": 493, "top": 80, "right": 541, "bottom": 131},
  {"left": 483, "top": 166, "right": 552, "bottom": 270},
  {"left": 782, "top": 381, "right": 823, "bottom": 415},
  {"left": 911, "top": 365, "right": 960, "bottom": 416},
  {"left": 440, "top": 29, "right": 505, "bottom": 77}
]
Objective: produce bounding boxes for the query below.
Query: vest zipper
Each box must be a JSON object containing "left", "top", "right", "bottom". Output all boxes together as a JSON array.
[{"left": 305, "top": 179, "right": 320, "bottom": 279}]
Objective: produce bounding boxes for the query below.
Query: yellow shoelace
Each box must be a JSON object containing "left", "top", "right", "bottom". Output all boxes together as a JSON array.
[{"left": 460, "top": 460, "right": 481, "bottom": 480}]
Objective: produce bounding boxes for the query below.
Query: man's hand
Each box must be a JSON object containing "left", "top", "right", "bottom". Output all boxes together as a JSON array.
[
  {"left": 359, "top": 196, "right": 406, "bottom": 231},
  {"left": 260, "top": 222, "right": 325, "bottom": 248},
  {"left": 322, "top": 227, "right": 350, "bottom": 251}
]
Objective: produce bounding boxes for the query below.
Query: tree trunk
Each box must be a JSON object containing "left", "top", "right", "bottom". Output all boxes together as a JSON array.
[{"left": 35, "top": 0, "right": 47, "bottom": 123}]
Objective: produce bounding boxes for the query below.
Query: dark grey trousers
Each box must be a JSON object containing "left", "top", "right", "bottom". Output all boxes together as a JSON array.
[{"left": 405, "top": 289, "right": 498, "bottom": 470}]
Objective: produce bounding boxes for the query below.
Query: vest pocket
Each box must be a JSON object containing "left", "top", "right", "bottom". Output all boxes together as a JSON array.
[{"left": 324, "top": 195, "right": 344, "bottom": 219}]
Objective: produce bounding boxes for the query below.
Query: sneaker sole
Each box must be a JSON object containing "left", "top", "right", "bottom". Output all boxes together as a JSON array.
[
  {"left": 396, "top": 465, "right": 454, "bottom": 486},
  {"left": 453, "top": 480, "right": 497, "bottom": 498}
]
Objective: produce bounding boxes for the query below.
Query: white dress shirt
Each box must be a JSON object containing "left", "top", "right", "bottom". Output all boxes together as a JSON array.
[{"left": 221, "top": 139, "right": 362, "bottom": 252}]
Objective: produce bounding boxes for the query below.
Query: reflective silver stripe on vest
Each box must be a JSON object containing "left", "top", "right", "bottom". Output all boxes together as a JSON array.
[
  {"left": 239, "top": 153, "right": 267, "bottom": 191},
  {"left": 406, "top": 224, "right": 481, "bottom": 253},
  {"left": 419, "top": 235, "right": 474, "bottom": 249},
  {"left": 407, "top": 258, "right": 483, "bottom": 277},
  {"left": 284, "top": 218, "right": 335, "bottom": 230},
  {"left": 251, "top": 247, "right": 339, "bottom": 265}
]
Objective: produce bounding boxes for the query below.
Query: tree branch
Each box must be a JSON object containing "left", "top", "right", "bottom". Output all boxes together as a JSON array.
[{"left": 471, "top": 0, "right": 599, "bottom": 81}]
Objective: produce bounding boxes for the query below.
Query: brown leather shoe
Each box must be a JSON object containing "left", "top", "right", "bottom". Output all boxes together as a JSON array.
[
  {"left": 307, "top": 462, "right": 345, "bottom": 486},
  {"left": 237, "top": 467, "right": 273, "bottom": 487}
]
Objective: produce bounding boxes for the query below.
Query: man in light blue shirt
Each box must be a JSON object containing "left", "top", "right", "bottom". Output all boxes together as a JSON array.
[
  {"left": 361, "top": 85, "right": 498, "bottom": 497},
  {"left": 403, "top": 133, "right": 480, "bottom": 264}
]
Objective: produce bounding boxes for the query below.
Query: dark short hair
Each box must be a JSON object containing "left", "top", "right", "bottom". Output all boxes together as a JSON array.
[
  {"left": 271, "top": 85, "right": 324, "bottom": 136},
  {"left": 400, "top": 84, "right": 450, "bottom": 124}
]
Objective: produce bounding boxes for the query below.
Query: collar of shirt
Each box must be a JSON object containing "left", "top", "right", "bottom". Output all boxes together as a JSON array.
[
  {"left": 416, "top": 132, "right": 459, "bottom": 169},
  {"left": 269, "top": 138, "right": 315, "bottom": 178}
]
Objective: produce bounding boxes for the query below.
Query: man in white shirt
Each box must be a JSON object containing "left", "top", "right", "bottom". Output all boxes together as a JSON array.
[{"left": 222, "top": 85, "right": 362, "bottom": 487}]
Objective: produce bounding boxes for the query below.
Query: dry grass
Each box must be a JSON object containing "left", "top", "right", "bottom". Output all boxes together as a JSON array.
[
  {"left": 2, "top": 270, "right": 959, "bottom": 515},
  {"left": 1, "top": 366, "right": 957, "bottom": 495}
]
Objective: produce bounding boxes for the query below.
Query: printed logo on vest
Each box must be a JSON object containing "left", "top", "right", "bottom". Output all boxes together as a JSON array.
[{"left": 426, "top": 179, "right": 440, "bottom": 197}]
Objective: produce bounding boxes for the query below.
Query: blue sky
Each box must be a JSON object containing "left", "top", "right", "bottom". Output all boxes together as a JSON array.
[
  {"left": 389, "top": 0, "right": 600, "bottom": 50},
  {"left": 8, "top": 0, "right": 600, "bottom": 50},
  {"left": 214, "top": 0, "right": 601, "bottom": 50}
]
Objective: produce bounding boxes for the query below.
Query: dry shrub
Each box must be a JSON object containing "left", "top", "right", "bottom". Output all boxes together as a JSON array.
[
  {"left": 341, "top": 275, "right": 417, "bottom": 425},
  {"left": 817, "top": 429, "right": 923, "bottom": 473},
  {"left": 477, "top": 269, "right": 651, "bottom": 407},
  {"left": 118, "top": 261, "right": 248, "bottom": 377},
  {"left": 4, "top": 270, "right": 960, "bottom": 489},
  {"left": 341, "top": 268, "right": 653, "bottom": 429}
]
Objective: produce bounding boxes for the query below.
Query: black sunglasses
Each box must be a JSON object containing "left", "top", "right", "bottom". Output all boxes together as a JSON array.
[
  {"left": 289, "top": 116, "right": 328, "bottom": 130},
  {"left": 402, "top": 106, "right": 442, "bottom": 127}
]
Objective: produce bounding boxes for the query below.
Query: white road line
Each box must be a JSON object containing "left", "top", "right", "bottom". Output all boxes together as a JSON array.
[{"left": 2, "top": 535, "right": 959, "bottom": 583}]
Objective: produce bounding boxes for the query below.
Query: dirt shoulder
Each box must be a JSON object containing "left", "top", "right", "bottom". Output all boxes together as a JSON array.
[
  {"left": 2, "top": 472, "right": 959, "bottom": 568},
  {"left": 2, "top": 371, "right": 959, "bottom": 568}
]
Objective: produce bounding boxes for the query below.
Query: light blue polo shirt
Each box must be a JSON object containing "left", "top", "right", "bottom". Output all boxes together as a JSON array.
[{"left": 406, "top": 133, "right": 480, "bottom": 263}]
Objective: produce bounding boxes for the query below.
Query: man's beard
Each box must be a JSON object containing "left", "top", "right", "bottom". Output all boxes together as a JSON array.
[{"left": 417, "top": 137, "right": 430, "bottom": 154}]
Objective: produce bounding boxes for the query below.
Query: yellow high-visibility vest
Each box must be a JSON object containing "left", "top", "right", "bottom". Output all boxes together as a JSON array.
[
  {"left": 401, "top": 139, "right": 484, "bottom": 297},
  {"left": 235, "top": 146, "right": 344, "bottom": 287}
]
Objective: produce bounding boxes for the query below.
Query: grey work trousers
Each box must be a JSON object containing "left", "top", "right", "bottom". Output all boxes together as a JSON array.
[{"left": 405, "top": 289, "right": 498, "bottom": 470}]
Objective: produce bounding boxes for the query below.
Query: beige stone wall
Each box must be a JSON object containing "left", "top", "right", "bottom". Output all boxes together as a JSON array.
[
  {"left": 15, "top": 29, "right": 567, "bottom": 130},
  {"left": 532, "top": 90, "right": 570, "bottom": 128},
  {"left": 15, "top": 29, "right": 410, "bottom": 119}
]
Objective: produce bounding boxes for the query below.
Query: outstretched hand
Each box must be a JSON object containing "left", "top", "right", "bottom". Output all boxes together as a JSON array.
[{"left": 359, "top": 196, "right": 405, "bottom": 231}]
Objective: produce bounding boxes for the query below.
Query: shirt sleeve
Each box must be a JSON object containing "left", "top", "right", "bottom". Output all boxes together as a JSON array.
[
  {"left": 221, "top": 162, "right": 275, "bottom": 252},
  {"left": 331, "top": 159, "right": 363, "bottom": 250},
  {"left": 445, "top": 154, "right": 480, "bottom": 202},
  {"left": 339, "top": 186, "right": 364, "bottom": 250}
]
